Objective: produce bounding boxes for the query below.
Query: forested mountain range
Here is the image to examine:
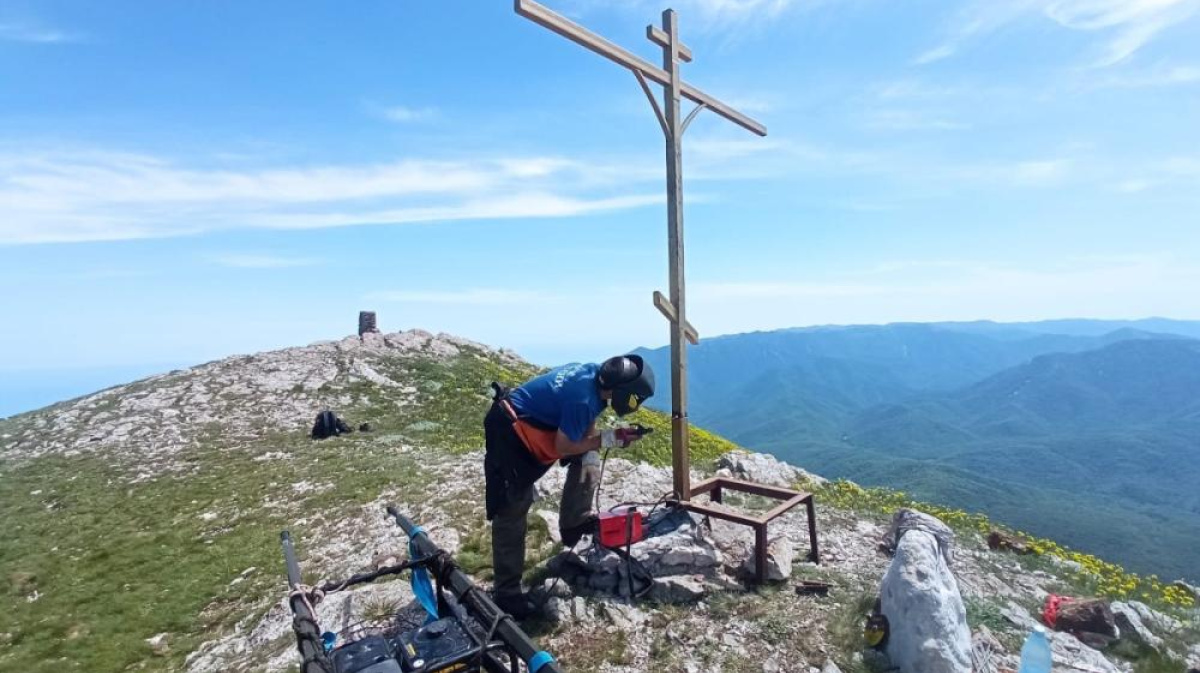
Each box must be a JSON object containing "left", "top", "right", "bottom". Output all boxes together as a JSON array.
[{"left": 635, "top": 319, "right": 1200, "bottom": 580}]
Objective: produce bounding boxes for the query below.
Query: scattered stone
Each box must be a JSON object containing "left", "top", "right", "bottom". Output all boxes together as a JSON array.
[
  {"left": 885, "top": 508, "right": 956, "bottom": 565},
  {"left": 1173, "top": 580, "right": 1200, "bottom": 603},
  {"left": 1001, "top": 601, "right": 1125, "bottom": 673},
  {"left": 535, "top": 510, "right": 561, "bottom": 544},
  {"left": 599, "top": 602, "right": 647, "bottom": 629},
  {"left": 1124, "top": 600, "right": 1181, "bottom": 634},
  {"left": 986, "top": 530, "right": 1031, "bottom": 555},
  {"left": 1055, "top": 599, "right": 1118, "bottom": 648},
  {"left": 880, "top": 526, "right": 972, "bottom": 673},
  {"left": 716, "top": 451, "right": 825, "bottom": 487},
  {"left": 821, "top": 661, "right": 843, "bottom": 673},
  {"left": 9, "top": 571, "right": 36, "bottom": 596},
  {"left": 739, "top": 535, "right": 794, "bottom": 582},
  {"left": 1111, "top": 602, "right": 1162, "bottom": 650},
  {"left": 147, "top": 632, "right": 170, "bottom": 656},
  {"left": 762, "top": 656, "right": 781, "bottom": 672},
  {"left": 971, "top": 626, "right": 1012, "bottom": 673},
  {"left": 652, "top": 575, "right": 707, "bottom": 604},
  {"left": 371, "top": 553, "right": 400, "bottom": 570}
]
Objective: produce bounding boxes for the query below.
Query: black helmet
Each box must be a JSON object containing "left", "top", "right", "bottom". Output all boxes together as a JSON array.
[{"left": 597, "top": 355, "right": 655, "bottom": 417}]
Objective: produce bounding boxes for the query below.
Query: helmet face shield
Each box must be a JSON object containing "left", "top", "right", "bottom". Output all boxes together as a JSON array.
[
  {"left": 611, "top": 390, "right": 643, "bottom": 416},
  {"left": 599, "top": 354, "right": 655, "bottom": 416}
]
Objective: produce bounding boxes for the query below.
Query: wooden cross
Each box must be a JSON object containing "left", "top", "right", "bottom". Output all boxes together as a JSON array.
[{"left": 515, "top": 0, "right": 767, "bottom": 500}]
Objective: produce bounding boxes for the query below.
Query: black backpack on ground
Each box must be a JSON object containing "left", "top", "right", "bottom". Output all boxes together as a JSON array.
[{"left": 311, "top": 410, "right": 352, "bottom": 440}]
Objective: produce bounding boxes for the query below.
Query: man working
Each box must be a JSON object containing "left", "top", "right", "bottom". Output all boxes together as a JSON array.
[{"left": 484, "top": 355, "right": 655, "bottom": 618}]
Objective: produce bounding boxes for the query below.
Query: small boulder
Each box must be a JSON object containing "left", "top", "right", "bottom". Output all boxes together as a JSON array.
[
  {"left": 739, "top": 535, "right": 794, "bottom": 582},
  {"left": 880, "top": 528, "right": 972, "bottom": 673},
  {"left": 886, "top": 508, "right": 956, "bottom": 565},
  {"left": 986, "top": 530, "right": 1031, "bottom": 555},
  {"left": 1111, "top": 601, "right": 1162, "bottom": 650},
  {"left": 146, "top": 632, "right": 170, "bottom": 656},
  {"left": 1173, "top": 580, "right": 1199, "bottom": 603},
  {"left": 1055, "top": 599, "right": 1118, "bottom": 648},
  {"left": 652, "top": 575, "right": 707, "bottom": 604},
  {"left": 1125, "top": 600, "right": 1181, "bottom": 634},
  {"left": 716, "top": 451, "right": 824, "bottom": 487}
]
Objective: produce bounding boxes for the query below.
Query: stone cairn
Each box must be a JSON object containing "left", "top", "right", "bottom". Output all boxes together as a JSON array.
[{"left": 358, "top": 311, "right": 380, "bottom": 337}]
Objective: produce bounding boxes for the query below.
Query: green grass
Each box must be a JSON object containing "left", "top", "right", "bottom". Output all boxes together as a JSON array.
[
  {"left": 0, "top": 347, "right": 744, "bottom": 672},
  {"left": 0, "top": 432, "right": 431, "bottom": 672}
]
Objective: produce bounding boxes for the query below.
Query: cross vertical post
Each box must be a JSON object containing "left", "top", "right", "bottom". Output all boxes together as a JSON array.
[
  {"left": 660, "top": 9, "right": 692, "bottom": 499},
  {"left": 514, "top": 0, "right": 766, "bottom": 501}
]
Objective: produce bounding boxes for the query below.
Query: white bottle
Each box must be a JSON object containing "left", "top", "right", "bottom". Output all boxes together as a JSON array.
[{"left": 1018, "top": 625, "right": 1053, "bottom": 673}]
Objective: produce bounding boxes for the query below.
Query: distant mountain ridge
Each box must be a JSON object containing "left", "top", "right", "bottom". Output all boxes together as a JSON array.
[{"left": 634, "top": 318, "right": 1200, "bottom": 580}]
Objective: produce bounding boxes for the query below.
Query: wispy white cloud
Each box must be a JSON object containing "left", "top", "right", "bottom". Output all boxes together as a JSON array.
[
  {"left": 365, "top": 288, "right": 555, "bottom": 305},
  {"left": 862, "top": 109, "right": 970, "bottom": 132},
  {"left": 0, "top": 150, "right": 663, "bottom": 245},
  {"left": 1116, "top": 178, "right": 1154, "bottom": 193},
  {"left": 376, "top": 105, "right": 439, "bottom": 123},
  {"left": 207, "top": 254, "right": 320, "bottom": 269},
  {"left": 917, "top": 0, "right": 1200, "bottom": 68},
  {"left": 0, "top": 21, "right": 76, "bottom": 44},
  {"left": 912, "top": 44, "right": 957, "bottom": 66},
  {"left": 690, "top": 255, "right": 1200, "bottom": 332},
  {"left": 567, "top": 0, "right": 807, "bottom": 30},
  {"left": 1095, "top": 62, "right": 1200, "bottom": 87}
]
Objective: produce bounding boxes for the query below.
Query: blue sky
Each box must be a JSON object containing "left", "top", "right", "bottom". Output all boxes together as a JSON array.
[{"left": 2, "top": 0, "right": 1199, "bottom": 414}]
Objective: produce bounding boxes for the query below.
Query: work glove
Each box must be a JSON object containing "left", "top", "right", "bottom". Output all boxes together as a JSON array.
[{"left": 600, "top": 427, "right": 644, "bottom": 449}]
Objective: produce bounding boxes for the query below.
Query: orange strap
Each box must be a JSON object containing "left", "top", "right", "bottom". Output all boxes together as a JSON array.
[{"left": 501, "top": 400, "right": 562, "bottom": 465}]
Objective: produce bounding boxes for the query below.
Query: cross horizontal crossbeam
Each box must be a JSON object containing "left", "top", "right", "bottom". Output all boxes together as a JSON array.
[{"left": 514, "top": 0, "right": 766, "bottom": 136}]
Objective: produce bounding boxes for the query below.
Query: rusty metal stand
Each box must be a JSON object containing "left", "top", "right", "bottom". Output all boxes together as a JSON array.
[{"left": 684, "top": 477, "right": 820, "bottom": 584}]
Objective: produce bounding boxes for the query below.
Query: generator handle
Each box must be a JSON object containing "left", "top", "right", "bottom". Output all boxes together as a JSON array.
[{"left": 386, "top": 505, "right": 564, "bottom": 673}]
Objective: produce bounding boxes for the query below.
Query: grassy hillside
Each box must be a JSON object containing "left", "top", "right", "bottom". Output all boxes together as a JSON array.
[{"left": 0, "top": 334, "right": 733, "bottom": 672}]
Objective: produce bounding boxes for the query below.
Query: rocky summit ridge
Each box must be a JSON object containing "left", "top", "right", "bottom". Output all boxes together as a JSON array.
[{"left": 1, "top": 330, "right": 1197, "bottom": 673}]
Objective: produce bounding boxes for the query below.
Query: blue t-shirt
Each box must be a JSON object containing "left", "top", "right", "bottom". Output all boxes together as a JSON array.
[{"left": 508, "top": 363, "right": 605, "bottom": 442}]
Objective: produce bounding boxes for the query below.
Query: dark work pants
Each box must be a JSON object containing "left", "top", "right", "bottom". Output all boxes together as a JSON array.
[{"left": 490, "top": 454, "right": 599, "bottom": 598}]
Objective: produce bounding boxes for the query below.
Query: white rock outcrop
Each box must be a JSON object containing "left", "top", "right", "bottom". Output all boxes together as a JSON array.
[
  {"left": 880, "top": 527, "right": 972, "bottom": 673},
  {"left": 887, "top": 508, "right": 956, "bottom": 566},
  {"left": 1111, "top": 601, "right": 1163, "bottom": 650}
]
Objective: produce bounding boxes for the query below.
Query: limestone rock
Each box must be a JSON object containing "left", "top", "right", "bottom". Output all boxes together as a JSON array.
[
  {"left": 886, "top": 508, "right": 956, "bottom": 566},
  {"left": 1056, "top": 599, "right": 1118, "bottom": 647},
  {"left": 1125, "top": 600, "right": 1181, "bottom": 634},
  {"left": 986, "top": 530, "right": 1031, "bottom": 555},
  {"left": 1111, "top": 602, "right": 1163, "bottom": 650},
  {"left": 147, "top": 632, "right": 170, "bottom": 656},
  {"left": 652, "top": 575, "right": 707, "bottom": 603},
  {"left": 820, "top": 661, "right": 843, "bottom": 673},
  {"left": 1001, "top": 601, "right": 1127, "bottom": 673},
  {"left": 880, "top": 529, "right": 972, "bottom": 673},
  {"left": 971, "top": 626, "right": 1015, "bottom": 673},
  {"left": 739, "top": 535, "right": 794, "bottom": 582},
  {"left": 716, "top": 451, "right": 825, "bottom": 487},
  {"left": 535, "top": 509, "right": 561, "bottom": 544},
  {"left": 600, "top": 602, "right": 648, "bottom": 630},
  {"left": 1173, "top": 580, "right": 1199, "bottom": 603}
]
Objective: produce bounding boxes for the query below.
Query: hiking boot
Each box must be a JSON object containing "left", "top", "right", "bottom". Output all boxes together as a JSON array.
[
  {"left": 560, "top": 514, "right": 598, "bottom": 548},
  {"left": 493, "top": 591, "right": 539, "bottom": 620}
]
